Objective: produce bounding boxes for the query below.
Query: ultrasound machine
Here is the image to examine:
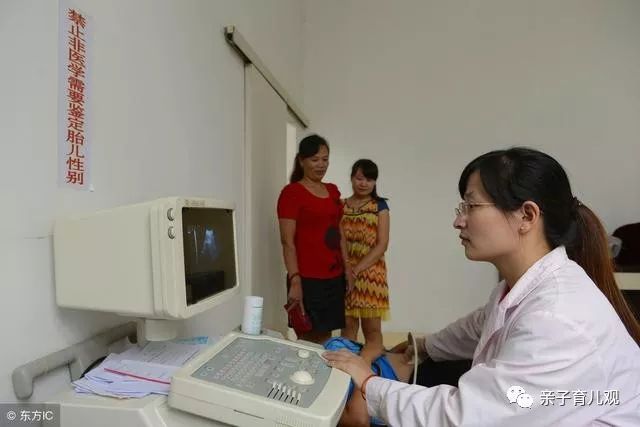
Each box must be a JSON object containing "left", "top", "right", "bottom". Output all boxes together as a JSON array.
[{"left": 49, "top": 197, "right": 351, "bottom": 426}]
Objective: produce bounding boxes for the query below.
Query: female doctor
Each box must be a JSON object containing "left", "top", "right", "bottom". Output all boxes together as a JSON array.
[{"left": 325, "top": 147, "right": 640, "bottom": 426}]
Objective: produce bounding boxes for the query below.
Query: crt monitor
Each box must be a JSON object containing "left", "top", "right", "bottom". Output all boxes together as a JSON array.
[
  {"left": 182, "top": 206, "right": 236, "bottom": 306},
  {"left": 54, "top": 197, "right": 240, "bottom": 341}
]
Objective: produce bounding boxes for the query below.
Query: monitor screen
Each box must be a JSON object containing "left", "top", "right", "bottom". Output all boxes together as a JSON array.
[{"left": 182, "top": 207, "right": 237, "bottom": 306}]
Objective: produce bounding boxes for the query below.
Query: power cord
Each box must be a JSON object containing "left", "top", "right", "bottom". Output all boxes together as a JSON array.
[{"left": 408, "top": 332, "right": 418, "bottom": 385}]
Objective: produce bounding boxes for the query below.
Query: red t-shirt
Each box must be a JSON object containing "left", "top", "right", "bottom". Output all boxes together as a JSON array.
[{"left": 277, "top": 182, "right": 344, "bottom": 279}]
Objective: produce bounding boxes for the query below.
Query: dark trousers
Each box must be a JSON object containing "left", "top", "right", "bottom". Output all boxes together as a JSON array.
[{"left": 411, "top": 357, "right": 472, "bottom": 387}]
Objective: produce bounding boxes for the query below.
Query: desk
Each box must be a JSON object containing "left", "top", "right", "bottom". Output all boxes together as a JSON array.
[
  {"left": 616, "top": 273, "right": 640, "bottom": 322},
  {"left": 615, "top": 272, "right": 640, "bottom": 291}
]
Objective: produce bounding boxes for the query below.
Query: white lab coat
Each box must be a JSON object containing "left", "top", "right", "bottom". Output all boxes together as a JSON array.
[{"left": 366, "top": 247, "right": 640, "bottom": 426}]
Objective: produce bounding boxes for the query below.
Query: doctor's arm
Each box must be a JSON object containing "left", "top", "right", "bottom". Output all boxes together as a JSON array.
[
  {"left": 365, "top": 312, "right": 604, "bottom": 427},
  {"left": 423, "top": 304, "right": 488, "bottom": 361},
  {"left": 391, "top": 304, "right": 487, "bottom": 362}
]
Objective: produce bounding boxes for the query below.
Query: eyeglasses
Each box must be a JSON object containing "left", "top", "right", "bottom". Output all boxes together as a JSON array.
[{"left": 455, "top": 201, "right": 495, "bottom": 217}]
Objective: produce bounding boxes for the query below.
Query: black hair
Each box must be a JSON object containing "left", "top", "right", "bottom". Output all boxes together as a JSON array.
[
  {"left": 351, "top": 158, "right": 386, "bottom": 200},
  {"left": 289, "top": 134, "right": 329, "bottom": 183},
  {"left": 459, "top": 147, "right": 640, "bottom": 345}
]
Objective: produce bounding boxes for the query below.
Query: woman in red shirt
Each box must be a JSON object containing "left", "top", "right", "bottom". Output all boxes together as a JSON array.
[{"left": 277, "top": 134, "right": 345, "bottom": 344}]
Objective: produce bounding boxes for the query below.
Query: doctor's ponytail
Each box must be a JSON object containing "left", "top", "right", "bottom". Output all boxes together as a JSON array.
[
  {"left": 459, "top": 147, "right": 640, "bottom": 345},
  {"left": 568, "top": 203, "right": 640, "bottom": 345}
]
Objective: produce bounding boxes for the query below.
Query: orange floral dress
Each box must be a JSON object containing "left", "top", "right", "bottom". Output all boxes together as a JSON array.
[{"left": 341, "top": 198, "right": 390, "bottom": 319}]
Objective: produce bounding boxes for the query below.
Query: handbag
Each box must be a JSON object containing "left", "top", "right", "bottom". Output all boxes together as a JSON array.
[{"left": 284, "top": 300, "right": 313, "bottom": 336}]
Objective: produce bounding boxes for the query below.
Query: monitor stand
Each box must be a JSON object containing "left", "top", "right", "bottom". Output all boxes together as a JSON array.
[{"left": 137, "top": 318, "right": 179, "bottom": 344}]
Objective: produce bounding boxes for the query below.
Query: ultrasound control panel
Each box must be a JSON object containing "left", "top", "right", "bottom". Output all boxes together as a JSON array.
[
  {"left": 191, "top": 336, "right": 330, "bottom": 408},
  {"left": 169, "top": 332, "right": 350, "bottom": 427}
]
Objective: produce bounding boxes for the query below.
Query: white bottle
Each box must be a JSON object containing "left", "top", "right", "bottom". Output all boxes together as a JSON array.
[{"left": 241, "top": 296, "right": 264, "bottom": 335}]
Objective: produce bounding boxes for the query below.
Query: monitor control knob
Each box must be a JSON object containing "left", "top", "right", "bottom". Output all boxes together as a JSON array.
[
  {"left": 168, "top": 226, "right": 176, "bottom": 239},
  {"left": 297, "top": 349, "right": 310, "bottom": 359},
  {"left": 167, "top": 208, "right": 176, "bottom": 221},
  {"left": 290, "top": 370, "right": 314, "bottom": 385}
]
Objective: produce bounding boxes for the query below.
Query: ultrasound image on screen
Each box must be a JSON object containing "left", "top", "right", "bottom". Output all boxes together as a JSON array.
[{"left": 182, "top": 208, "right": 236, "bottom": 306}]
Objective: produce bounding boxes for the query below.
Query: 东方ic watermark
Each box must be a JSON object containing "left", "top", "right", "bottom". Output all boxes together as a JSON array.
[{"left": 1, "top": 403, "right": 60, "bottom": 427}]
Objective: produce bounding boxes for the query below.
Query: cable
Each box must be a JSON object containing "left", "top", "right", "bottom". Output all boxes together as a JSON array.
[{"left": 408, "top": 332, "right": 418, "bottom": 385}]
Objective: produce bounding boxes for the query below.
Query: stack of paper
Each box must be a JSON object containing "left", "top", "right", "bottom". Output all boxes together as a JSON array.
[{"left": 73, "top": 337, "right": 215, "bottom": 399}]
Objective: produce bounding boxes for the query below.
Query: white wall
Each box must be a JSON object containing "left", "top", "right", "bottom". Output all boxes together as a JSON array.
[
  {"left": 0, "top": 0, "right": 304, "bottom": 402},
  {"left": 303, "top": 0, "right": 640, "bottom": 333}
]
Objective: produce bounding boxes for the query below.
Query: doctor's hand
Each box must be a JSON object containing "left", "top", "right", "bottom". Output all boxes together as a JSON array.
[
  {"left": 390, "top": 336, "right": 426, "bottom": 364},
  {"left": 323, "top": 349, "right": 374, "bottom": 389}
]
